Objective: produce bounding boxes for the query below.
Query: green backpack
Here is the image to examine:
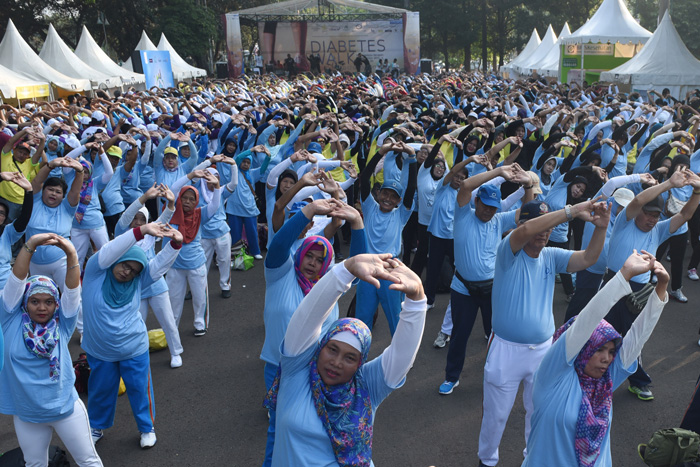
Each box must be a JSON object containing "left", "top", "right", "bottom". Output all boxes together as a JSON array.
[{"left": 638, "top": 428, "right": 700, "bottom": 466}]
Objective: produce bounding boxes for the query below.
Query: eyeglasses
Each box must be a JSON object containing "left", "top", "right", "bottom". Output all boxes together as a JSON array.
[{"left": 119, "top": 262, "right": 142, "bottom": 277}]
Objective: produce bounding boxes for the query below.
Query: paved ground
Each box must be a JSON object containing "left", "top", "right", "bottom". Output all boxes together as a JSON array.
[{"left": 1, "top": 251, "right": 700, "bottom": 466}]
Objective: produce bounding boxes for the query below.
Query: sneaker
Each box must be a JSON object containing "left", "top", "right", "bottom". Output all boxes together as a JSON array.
[
  {"left": 221, "top": 289, "right": 232, "bottom": 299},
  {"left": 184, "top": 290, "right": 192, "bottom": 300},
  {"left": 666, "top": 255, "right": 671, "bottom": 262},
  {"left": 426, "top": 302, "right": 435, "bottom": 310},
  {"left": 439, "top": 380, "right": 459, "bottom": 395},
  {"left": 170, "top": 355, "right": 182, "bottom": 368},
  {"left": 689, "top": 269, "right": 699, "bottom": 281},
  {"left": 254, "top": 254, "right": 263, "bottom": 260},
  {"left": 628, "top": 385, "right": 654, "bottom": 401},
  {"left": 91, "top": 428, "right": 104, "bottom": 444},
  {"left": 433, "top": 331, "right": 450, "bottom": 348},
  {"left": 194, "top": 328, "right": 207, "bottom": 337},
  {"left": 140, "top": 431, "right": 157, "bottom": 449},
  {"left": 670, "top": 288, "right": 689, "bottom": 303},
  {"left": 565, "top": 293, "right": 574, "bottom": 303}
]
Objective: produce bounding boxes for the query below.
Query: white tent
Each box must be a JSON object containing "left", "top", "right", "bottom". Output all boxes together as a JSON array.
[
  {"left": 0, "top": 19, "right": 91, "bottom": 92},
  {"left": 600, "top": 11, "right": 700, "bottom": 99},
  {"left": 39, "top": 24, "right": 121, "bottom": 89},
  {"left": 0, "top": 63, "right": 49, "bottom": 99},
  {"left": 540, "top": 23, "right": 572, "bottom": 78},
  {"left": 515, "top": 24, "right": 557, "bottom": 75},
  {"left": 501, "top": 29, "right": 541, "bottom": 77},
  {"left": 123, "top": 31, "right": 158, "bottom": 72},
  {"left": 75, "top": 26, "right": 145, "bottom": 85},
  {"left": 564, "top": 0, "right": 652, "bottom": 45},
  {"left": 157, "top": 33, "right": 207, "bottom": 80}
]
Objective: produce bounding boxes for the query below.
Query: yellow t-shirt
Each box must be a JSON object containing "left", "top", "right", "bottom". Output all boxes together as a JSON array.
[{"left": 0, "top": 151, "right": 38, "bottom": 203}]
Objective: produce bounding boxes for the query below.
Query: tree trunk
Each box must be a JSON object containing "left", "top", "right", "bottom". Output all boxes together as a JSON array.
[
  {"left": 496, "top": 6, "right": 505, "bottom": 68},
  {"left": 464, "top": 43, "right": 471, "bottom": 71},
  {"left": 442, "top": 29, "right": 450, "bottom": 71},
  {"left": 481, "top": 0, "right": 488, "bottom": 73}
]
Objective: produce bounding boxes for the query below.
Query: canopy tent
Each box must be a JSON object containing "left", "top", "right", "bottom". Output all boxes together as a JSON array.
[
  {"left": 123, "top": 31, "right": 158, "bottom": 72},
  {"left": 75, "top": 26, "right": 145, "bottom": 85},
  {"left": 563, "top": 0, "right": 652, "bottom": 46},
  {"left": 157, "top": 34, "right": 206, "bottom": 80},
  {"left": 39, "top": 24, "right": 121, "bottom": 89},
  {"left": 232, "top": 0, "right": 408, "bottom": 20},
  {"left": 539, "top": 23, "right": 572, "bottom": 78},
  {"left": 515, "top": 24, "right": 557, "bottom": 75},
  {"left": 560, "top": 0, "right": 651, "bottom": 83},
  {"left": 0, "top": 19, "right": 91, "bottom": 92},
  {"left": 0, "top": 62, "right": 49, "bottom": 100},
  {"left": 600, "top": 11, "right": 700, "bottom": 99},
  {"left": 500, "top": 29, "right": 541, "bottom": 77}
]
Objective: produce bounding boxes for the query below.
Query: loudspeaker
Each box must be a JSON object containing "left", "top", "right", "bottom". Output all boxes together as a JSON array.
[
  {"left": 216, "top": 62, "right": 228, "bottom": 79},
  {"left": 131, "top": 51, "right": 144, "bottom": 74},
  {"left": 420, "top": 59, "right": 432, "bottom": 74}
]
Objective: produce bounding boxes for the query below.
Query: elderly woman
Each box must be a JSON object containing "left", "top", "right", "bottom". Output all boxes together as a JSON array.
[
  {"left": 523, "top": 250, "right": 669, "bottom": 467},
  {"left": 264, "top": 254, "right": 426, "bottom": 466},
  {"left": 0, "top": 233, "right": 103, "bottom": 466},
  {"left": 81, "top": 222, "right": 183, "bottom": 449}
]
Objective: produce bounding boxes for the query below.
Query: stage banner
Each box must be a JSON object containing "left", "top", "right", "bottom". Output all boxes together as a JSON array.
[
  {"left": 258, "top": 20, "right": 405, "bottom": 73},
  {"left": 225, "top": 13, "right": 244, "bottom": 77},
  {"left": 403, "top": 12, "right": 420, "bottom": 74},
  {"left": 139, "top": 50, "right": 175, "bottom": 89}
]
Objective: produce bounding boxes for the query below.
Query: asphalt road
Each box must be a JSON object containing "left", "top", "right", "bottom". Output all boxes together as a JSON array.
[{"left": 2, "top": 251, "right": 700, "bottom": 466}]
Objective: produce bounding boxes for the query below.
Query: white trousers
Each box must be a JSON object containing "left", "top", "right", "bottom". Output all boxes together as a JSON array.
[
  {"left": 29, "top": 257, "right": 67, "bottom": 293},
  {"left": 478, "top": 333, "right": 552, "bottom": 466},
  {"left": 140, "top": 291, "right": 184, "bottom": 357},
  {"left": 440, "top": 300, "right": 453, "bottom": 335},
  {"left": 14, "top": 399, "right": 103, "bottom": 467},
  {"left": 71, "top": 225, "right": 109, "bottom": 271},
  {"left": 202, "top": 233, "right": 231, "bottom": 291},
  {"left": 166, "top": 265, "right": 209, "bottom": 331}
]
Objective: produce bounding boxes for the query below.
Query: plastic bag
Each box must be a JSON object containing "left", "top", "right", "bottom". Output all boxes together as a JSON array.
[
  {"left": 233, "top": 244, "right": 255, "bottom": 271},
  {"left": 148, "top": 329, "right": 168, "bottom": 352}
]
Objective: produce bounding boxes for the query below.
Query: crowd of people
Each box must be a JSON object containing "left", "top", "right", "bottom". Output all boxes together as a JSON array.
[{"left": 1, "top": 67, "right": 700, "bottom": 466}]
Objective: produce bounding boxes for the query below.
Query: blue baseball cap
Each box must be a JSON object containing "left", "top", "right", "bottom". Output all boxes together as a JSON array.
[
  {"left": 477, "top": 185, "right": 501, "bottom": 209},
  {"left": 520, "top": 201, "right": 551, "bottom": 221},
  {"left": 380, "top": 180, "right": 403, "bottom": 198}
]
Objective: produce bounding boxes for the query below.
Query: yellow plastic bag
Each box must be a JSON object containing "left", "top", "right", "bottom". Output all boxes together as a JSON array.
[
  {"left": 118, "top": 378, "right": 126, "bottom": 396},
  {"left": 148, "top": 329, "right": 168, "bottom": 352}
]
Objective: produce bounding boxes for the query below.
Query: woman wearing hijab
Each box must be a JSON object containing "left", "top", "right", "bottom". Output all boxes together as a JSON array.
[
  {"left": 44, "top": 135, "right": 64, "bottom": 178},
  {"left": 0, "top": 232, "right": 103, "bottom": 466},
  {"left": 67, "top": 144, "right": 114, "bottom": 270},
  {"left": 227, "top": 145, "right": 271, "bottom": 260},
  {"left": 0, "top": 172, "right": 33, "bottom": 290},
  {"left": 265, "top": 253, "right": 426, "bottom": 466},
  {"left": 261, "top": 198, "right": 366, "bottom": 466},
  {"left": 81, "top": 222, "right": 183, "bottom": 449},
  {"left": 115, "top": 183, "right": 184, "bottom": 368},
  {"left": 164, "top": 175, "right": 221, "bottom": 336},
  {"left": 27, "top": 157, "right": 85, "bottom": 292},
  {"left": 524, "top": 251, "right": 669, "bottom": 466}
]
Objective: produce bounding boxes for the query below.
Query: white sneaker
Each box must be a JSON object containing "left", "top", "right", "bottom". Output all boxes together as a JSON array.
[
  {"left": 426, "top": 302, "right": 435, "bottom": 310},
  {"left": 170, "top": 355, "right": 182, "bottom": 368},
  {"left": 254, "top": 254, "right": 263, "bottom": 260},
  {"left": 670, "top": 288, "right": 689, "bottom": 303},
  {"left": 689, "top": 268, "right": 699, "bottom": 281},
  {"left": 140, "top": 431, "right": 157, "bottom": 449},
  {"left": 433, "top": 331, "right": 450, "bottom": 348}
]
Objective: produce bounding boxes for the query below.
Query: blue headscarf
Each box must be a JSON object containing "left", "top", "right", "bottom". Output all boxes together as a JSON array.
[{"left": 101, "top": 246, "right": 148, "bottom": 308}]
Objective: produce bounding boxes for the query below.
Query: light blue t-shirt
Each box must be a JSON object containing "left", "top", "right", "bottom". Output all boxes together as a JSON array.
[
  {"left": 362, "top": 195, "right": 413, "bottom": 257},
  {"left": 492, "top": 233, "right": 573, "bottom": 344},
  {"left": 95, "top": 162, "right": 124, "bottom": 216},
  {"left": 427, "top": 184, "right": 458, "bottom": 240},
  {"left": 81, "top": 252, "right": 158, "bottom": 362},
  {"left": 0, "top": 297, "right": 78, "bottom": 423},
  {"left": 119, "top": 160, "right": 143, "bottom": 206},
  {"left": 113, "top": 223, "right": 168, "bottom": 300},
  {"left": 26, "top": 193, "right": 78, "bottom": 265},
  {"left": 272, "top": 343, "right": 400, "bottom": 467},
  {"left": 66, "top": 171, "right": 105, "bottom": 230},
  {"left": 451, "top": 206, "right": 516, "bottom": 295},
  {"left": 0, "top": 224, "right": 22, "bottom": 290},
  {"left": 162, "top": 207, "right": 213, "bottom": 270},
  {"left": 607, "top": 207, "right": 673, "bottom": 284},
  {"left": 200, "top": 189, "right": 230, "bottom": 240},
  {"left": 582, "top": 209, "right": 619, "bottom": 276},
  {"left": 226, "top": 168, "right": 261, "bottom": 217},
  {"left": 523, "top": 332, "right": 636, "bottom": 467},
  {"left": 543, "top": 175, "right": 571, "bottom": 243},
  {"left": 261, "top": 257, "right": 338, "bottom": 366},
  {"left": 416, "top": 165, "right": 442, "bottom": 226}
]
